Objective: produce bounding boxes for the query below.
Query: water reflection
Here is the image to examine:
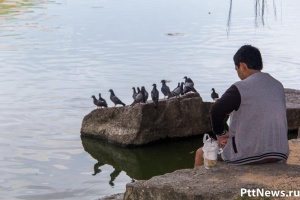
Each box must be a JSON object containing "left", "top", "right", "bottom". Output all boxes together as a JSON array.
[
  {"left": 227, "top": 0, "right": 279, "bottom": 32},
  {"left": 81, "top": 136, "right": 203, "bottom": 182},
  {"left": 0, "top": 0, "right": 38, "bottom": 16}
]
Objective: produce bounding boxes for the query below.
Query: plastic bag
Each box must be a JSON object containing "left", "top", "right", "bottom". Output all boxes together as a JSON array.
[{"left": 202, "top": 133, "right": 222, "bottom": 169}]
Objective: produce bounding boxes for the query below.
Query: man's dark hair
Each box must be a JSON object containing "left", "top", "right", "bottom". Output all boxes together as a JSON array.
[{"left": 233, "top": 45, "right": 263, "bottom": 70}]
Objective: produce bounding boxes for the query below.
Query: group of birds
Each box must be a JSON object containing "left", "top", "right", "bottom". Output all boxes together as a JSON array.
[{"left": 91, "top": 76, "right": 220, "bottom": 109}]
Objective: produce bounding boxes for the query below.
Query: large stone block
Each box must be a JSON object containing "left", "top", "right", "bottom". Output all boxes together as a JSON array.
[
  {"left": 81, "top": 93, "right": 212, "bottom": 146},
  {"left": 81, "top": 89, "right": 300, "bottom": 146}
]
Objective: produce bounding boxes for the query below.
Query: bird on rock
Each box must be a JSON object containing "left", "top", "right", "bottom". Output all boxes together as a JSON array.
[
  {"left": 211, "top": 88, "right": 219, "bottom": 102},
  {"left": 130, "top": 86, "right": 145, "bottom": 106},
  {"left": 151, "top": 83, "right": 159, "bottom": 108},
  {"left": 183, "top": 76, "right": 197, "bottom": 94},
  {"left": 168, "top": 82, "right": 184, "bottom": 99},
  {"left": 142, "top": 86, "right": 149, "bottom": 103},
  {"left": 98, "top": 93, "right": 107, "bottom": 104},
  {"left": 92, "top": 95, "right": 107, "bottom": 109},
  {"left": 174, "top": 82, "right": 180, "bottom": 90},
  {"left": 108, "top": 89, "right": 126, "bottom": 107},
  {"left": 161, "top": 80, "right": 171, "bottom": 99},
  {"left": 137, "top": 87, "right": 141, "bottom": 94},
  {"left": 132, "top": 87, "right": 137, "bottom": 100}
]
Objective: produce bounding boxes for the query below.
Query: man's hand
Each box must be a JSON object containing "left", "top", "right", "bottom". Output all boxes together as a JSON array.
[{"left": 217, "top": 132, "right": 229, "bottom": 146}]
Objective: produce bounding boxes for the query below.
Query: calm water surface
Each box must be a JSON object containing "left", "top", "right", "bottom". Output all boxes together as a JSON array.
[{"left": 1, "top": 0, "right": 300, "bottom": 199}]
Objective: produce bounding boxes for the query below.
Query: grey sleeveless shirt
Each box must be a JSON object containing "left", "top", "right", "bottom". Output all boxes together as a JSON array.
[{"left": 221, "top": 72, "right": 289, "bottom": 164}]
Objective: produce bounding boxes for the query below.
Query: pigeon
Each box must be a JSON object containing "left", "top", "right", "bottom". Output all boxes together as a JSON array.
[
  {"left": 168, "top": 82, "right": 184, "bottom": 99},
  {"left": 183, "top": 76, "right": 197, "bottom": 94},
  {"left": 161, "top": 80, "right": 171, "bottom": 99},
  {"left": 151, "top": 83, "right": 159, "bottom": 108},
  {"left": 98, "top": 93, "right": 107, "bottom": 104},
  {"left": 137, "top": 87, "right": 141, "bottom": 94},
  {"left": 142, "top": 86, "right": 149, "bottom": 103},
  {"left": 92, "top": 95, "right": 107, "bottom": 109},
  {"left": 174, "top": 82, "right": 180, "bottom": 91},
  {"left": 108, "top": 89, "right": 126, "bottom": 107},
  {"left": 132, "top": 87, "right": 137, "bottom": 100},
  {"left": 211, "top": 88, "right": 219, "bottom": 102},
  {"left": 130, "top": 86, "right": 145, "bottom": 106}
]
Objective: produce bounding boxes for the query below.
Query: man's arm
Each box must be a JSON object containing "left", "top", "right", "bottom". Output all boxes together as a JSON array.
[{"left": 210, "top": 85, "right": 241, "bottom": 137}]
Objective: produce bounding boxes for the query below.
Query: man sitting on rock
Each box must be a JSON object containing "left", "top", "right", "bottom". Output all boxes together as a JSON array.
[{"left": 194, "top": 45, "right": 289, "bottom": 167}]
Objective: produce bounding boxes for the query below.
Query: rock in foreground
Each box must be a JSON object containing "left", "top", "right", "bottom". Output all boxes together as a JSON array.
[{"left": 124, "top": 139, "right": 300, "bottom": 200}]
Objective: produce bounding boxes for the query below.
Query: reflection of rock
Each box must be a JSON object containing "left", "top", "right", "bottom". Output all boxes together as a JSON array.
[
  {"left": 81, "top": 93, "right": 211, "bottom": 146},
  {"left": 81, "top": 136, "right": 202, "bottom": 180}
]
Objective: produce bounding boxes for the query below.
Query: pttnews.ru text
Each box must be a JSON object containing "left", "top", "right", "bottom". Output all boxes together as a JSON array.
[{"left": 241, "top": 188, "right": 300, "bottom": 198}]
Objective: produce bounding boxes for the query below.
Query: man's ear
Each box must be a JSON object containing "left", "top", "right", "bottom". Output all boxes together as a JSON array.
[{"left": 239, "top": 62, "right": 248, "bottom": 71}]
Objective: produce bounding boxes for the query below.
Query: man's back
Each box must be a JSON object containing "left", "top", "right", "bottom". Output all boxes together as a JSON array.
[{"left": 222, "top": 72, "right": 289, "bottom": 165}]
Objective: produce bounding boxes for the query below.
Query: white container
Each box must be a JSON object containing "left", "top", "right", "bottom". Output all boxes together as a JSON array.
[{"left": 202, "top": 133, "right": 221, "bottom": 169}]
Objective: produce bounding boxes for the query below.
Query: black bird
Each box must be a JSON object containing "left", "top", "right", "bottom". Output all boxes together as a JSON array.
[
  {"left": 176, "top": 82, "right": 180, "bottom": 89},
  {"left": 137, "top": 87, "right": 141, "bottom": 94},
  {"left": 211, "top": 88, "right": 219, "bottom": 102},
  {"left": 108, "top": 89, "right": 126, "bottom": 107},
  {"left": 143, "top": 86, "right": 149, "bottom": 103},
  {"left": 92, "top": 95, "right": 107, "bottom": 109},
  {"left": 183, "top": 76, "right": 197, "bottom": 94},
  {"left": 168, "top": 82, "right": 184, "bottom": 99},
  {"left": 130, "top": 86, "right": 145, "bottom": 106},
  {"left": 98, "top": 93, "right": 107, "bottom": 104},
  {"left": 161, "top": 80, "right": 171, "bottom": 99},
  {"left": 132, "top": 87, "right": 137, "bottom": 100},
  {"left": 151, "top": 83, "right": 159, "bottom": 108}
]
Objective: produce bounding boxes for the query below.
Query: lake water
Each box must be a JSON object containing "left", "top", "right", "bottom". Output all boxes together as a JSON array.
[{"left": 1, "top": 0, "right": 300, "bottom": 199}]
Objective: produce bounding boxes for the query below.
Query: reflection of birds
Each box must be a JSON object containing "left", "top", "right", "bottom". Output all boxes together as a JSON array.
[
  {"left": 151, "top": 83, "right": 159, "bottom": 108},
  {"left": 130, "top": 86, "right": 145, "bottom": 106},
  {"left": 183, "top": 76, "right": 197, "bottom": 94},
  {"left": 132, "top": 87, "right": 137, "bottom": 100},
  {"left": 98, "top": 93, "right": 107, "bottom": 104},
  {"left": 211, "top": 88, "right": 219, "bottom": 102},
  {"left": 161, "top": 80, "right": 171, "bottom": 99},
  {"left": 108, "top": 89, "right": 126, "bottom": 107},
  {"left": 92, "top": 95, "right": 107, "bottom": 109},
  {"left": 109, "top": 169, "right": 121, "bottom": 187},
  {"left": 92, "top": 162, "right": 103, "bottom": 176},
  {"left": 168, "top": 82, "right": 184, "bottom": 99}
]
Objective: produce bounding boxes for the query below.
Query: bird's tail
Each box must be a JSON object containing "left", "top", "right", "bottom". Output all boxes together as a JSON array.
[
  {"left": 121, "top": 102, "right": 126, "bottom": 106},
  {"left": 192, "top": 87, "right": 198, "bottom": 93}
]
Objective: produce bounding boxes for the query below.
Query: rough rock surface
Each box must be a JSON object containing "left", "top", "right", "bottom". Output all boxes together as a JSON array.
[
  {"left": 123, "top": 139, "right": 300, "bottom": 200},
  {"left": 81, "top": 93, "right": 212, "bottom": 146},
  {"left": 285, "top": 88, "right": 300, "bottom": 131}
]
